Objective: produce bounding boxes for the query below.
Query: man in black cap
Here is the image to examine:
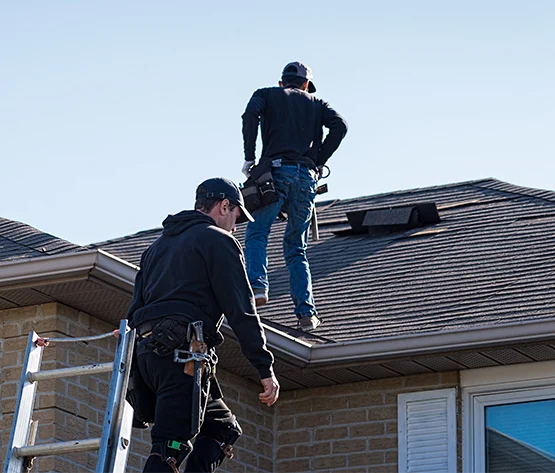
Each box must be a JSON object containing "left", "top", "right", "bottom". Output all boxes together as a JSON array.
[
  {"left": 241, "top": 61, "right": 348, "bottom": 332},
  {"left": 127, "top": 177, "right": 279, "bottom": 473}
]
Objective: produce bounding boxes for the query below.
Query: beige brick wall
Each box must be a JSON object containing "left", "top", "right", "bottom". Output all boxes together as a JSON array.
[
  {"left": 0, "top": 303, "right": 461, "bottom": 473},
  {"left": 274, "top": 372, "right": 459, "bottom": 473}
]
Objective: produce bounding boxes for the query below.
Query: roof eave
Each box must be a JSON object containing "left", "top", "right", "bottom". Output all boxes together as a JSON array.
[
  {"left": 229, "top": 318, "right": 555, "bottom": 368},
  {"left": 308, "top": 318, "right": 555, "bottom": 366},
  {"left": 0, "top": 249, "right": 138, "bottom": 292}
]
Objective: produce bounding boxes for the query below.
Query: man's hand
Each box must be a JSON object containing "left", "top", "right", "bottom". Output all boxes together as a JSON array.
[
  {"left": 259, "top": 375, "right": 280, "bottom": 406},
  {"left": 242, "top": 160, "right": 255, "bottom": 178}
]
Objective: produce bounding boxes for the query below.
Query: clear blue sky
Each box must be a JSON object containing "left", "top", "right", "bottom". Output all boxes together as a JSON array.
[{"left": 1, "top": 1, "right": 554, "bottom": 245}]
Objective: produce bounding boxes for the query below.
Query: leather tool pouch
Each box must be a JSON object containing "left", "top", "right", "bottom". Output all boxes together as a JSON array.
[
  {"left": 241, "top": 160, "right": 279, "bottom": 213},
  {"left": 184, "top": 338, "right": 208, "bottom": 376},
  {"left": 149, "top": 319, "right": 188, "bottom": 357}
]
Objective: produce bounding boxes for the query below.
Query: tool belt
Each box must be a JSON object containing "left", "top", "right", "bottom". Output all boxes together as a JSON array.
[
  {"left": 141, "top": 319, "right": 189, "bottom": 357},
  {"left": 241, "top": 159, "right": 279, "bottom": 214}
]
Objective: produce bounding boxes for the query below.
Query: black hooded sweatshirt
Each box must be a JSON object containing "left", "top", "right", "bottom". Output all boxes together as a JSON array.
[{"left": 127, "top": 210, "right": 274, "bottom": 379}]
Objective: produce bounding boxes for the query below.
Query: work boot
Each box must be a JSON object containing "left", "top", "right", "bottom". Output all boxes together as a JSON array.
[
  {"left": 253, "top": 288, "right": 268, "bottom": 307},
  {"left": 297, "top": 315, "right": 322, "bottom": 332}
]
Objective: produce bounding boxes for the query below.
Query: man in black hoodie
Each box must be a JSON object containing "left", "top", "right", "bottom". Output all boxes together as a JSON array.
[{"left": 127, "top": 177, "right": 279, "bottom": 473}]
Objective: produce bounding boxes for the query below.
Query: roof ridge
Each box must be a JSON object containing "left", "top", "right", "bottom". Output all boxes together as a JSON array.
[
  {"left": 471, "top": 180, "right": 555, "bottom": 205},
  {"left": 88, "top": 227, "right": 163, "bottom": 248},
  {"left": 316, "top": 177, "right": 497, "bottom": 207}
]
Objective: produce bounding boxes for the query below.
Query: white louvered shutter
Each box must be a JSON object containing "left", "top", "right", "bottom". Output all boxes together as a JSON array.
[{"left": 398, "top": 388, "right": 457, "bottom": 473}]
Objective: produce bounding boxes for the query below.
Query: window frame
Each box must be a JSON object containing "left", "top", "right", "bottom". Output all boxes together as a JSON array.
[{"left": 462, "top": 361, "right": 555, "bottom": 473}]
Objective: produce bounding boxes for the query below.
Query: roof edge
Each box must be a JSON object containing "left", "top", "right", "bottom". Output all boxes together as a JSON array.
[
  {"left": 308, "top": 318, "right": 555, "bottom": 366},
  {"left": 0, "top": 249, "right": 138, "bottom": 292},
  {"left": 229, "top": 318, "right": 555, "bottom": 367},
  {"left": 221, "top": 322, "right": 313, "bottom": 366}
]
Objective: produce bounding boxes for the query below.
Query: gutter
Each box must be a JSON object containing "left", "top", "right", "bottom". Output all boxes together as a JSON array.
[
  {"left": 306, "top": 318, "right": 555, "bottom": 366},
  {"left": 0, "top": 250, "right": 138, "bottom": 292},
  {"left": 225, "top": 317, "right": 555, "bottom": 368}
]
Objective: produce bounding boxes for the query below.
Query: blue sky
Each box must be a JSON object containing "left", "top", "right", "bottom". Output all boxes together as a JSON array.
[{"left": 1, "top": 1, "right": 554, "bottom": 245}]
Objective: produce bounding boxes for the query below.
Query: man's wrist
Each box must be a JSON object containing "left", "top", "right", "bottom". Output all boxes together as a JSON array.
[{"left": 259, "top": 366, "right": 274, "bottom": 379}]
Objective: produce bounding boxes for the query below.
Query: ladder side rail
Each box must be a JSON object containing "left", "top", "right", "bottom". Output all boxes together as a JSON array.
[
  {"left": 110, "top": 401, "right": 134, "bottom": 473},
  {"left": 95, "top": 320, "right": 134, "bottom": 473},
  {"left": 105, "top": 330, "right": 135, "bottom": 471},
  {"left": 3, "top": 333, "right": 44, "bottom": 473}
]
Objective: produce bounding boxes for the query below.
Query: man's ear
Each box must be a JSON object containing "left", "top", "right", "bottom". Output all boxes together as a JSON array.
[
  {"left": 278, "top": 81, "right": 284, "bottom": 88},
  {"left": 220, "top": 199, "right": 231, "bottom": 213},
  {"left": 301, "top": 80, "right": 309, "bottom": 91}
]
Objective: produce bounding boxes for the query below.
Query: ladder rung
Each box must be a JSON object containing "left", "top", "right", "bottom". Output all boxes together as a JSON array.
[
  {"left": 27, "top": 363, "right": 113, "bottom": 382},
  {"left": 14, "top": 438, "right": 101, "bottom": 457}
]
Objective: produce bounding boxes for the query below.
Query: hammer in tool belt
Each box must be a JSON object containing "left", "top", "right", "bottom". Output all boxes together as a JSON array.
[
  {"left": 173, "top": 321, "right": 210, "bottom": 435},
  {"left": 187, "top": 321, "right": 208, "bottom": 435}
]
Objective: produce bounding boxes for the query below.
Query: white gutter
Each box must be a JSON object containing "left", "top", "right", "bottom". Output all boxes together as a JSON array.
[
  {"left": 0, "top": 249, "right": 138, "bottom": 292},
  {"left": 306, "top": 318, "right": 555, "bottom": 366},
  {"left": 225, "top": 317, "right": 555, "bottom": 368}
]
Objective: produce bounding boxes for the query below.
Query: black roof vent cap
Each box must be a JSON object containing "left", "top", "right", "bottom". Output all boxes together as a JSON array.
[{"left": 340, "top": 202, "right": 441, "bottom": 235}]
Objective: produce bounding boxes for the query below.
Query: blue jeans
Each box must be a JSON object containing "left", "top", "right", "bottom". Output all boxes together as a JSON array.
[{"left": 245, "top": 164, "right": 318, "bottom": 317}]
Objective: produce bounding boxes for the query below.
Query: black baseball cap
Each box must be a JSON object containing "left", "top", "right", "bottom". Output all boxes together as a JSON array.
[
  {"left": 281, "top": 61, "right": 316, "bottom": 93},
  {"left": 196, "top": 177, "right": 254, "bottom": 224}
]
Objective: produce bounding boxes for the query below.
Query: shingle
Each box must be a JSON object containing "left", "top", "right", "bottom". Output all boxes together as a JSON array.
[
  {"left": 84, "top": 178, "right": 555, "bottom": 343},
  {"left": 0, "top": 218, "right": 83, "bottom": 263}
]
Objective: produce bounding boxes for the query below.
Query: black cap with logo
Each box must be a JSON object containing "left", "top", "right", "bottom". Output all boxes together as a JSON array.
[{"left": 196, "top": 177, "right": 254, "bottom": 224}]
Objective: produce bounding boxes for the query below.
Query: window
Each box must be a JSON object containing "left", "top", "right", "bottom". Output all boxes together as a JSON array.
[{"left": 462, "top": 361, "right": 555, "bottom": 473}]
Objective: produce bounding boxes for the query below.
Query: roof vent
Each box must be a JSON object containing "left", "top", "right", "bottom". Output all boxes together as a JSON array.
[{"left": 337, "top": 202, "right": 441, "bottom": 236}]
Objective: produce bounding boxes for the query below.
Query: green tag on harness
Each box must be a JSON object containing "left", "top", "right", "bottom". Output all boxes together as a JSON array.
[{"left": 167, "top": 440, "right": 182, "bottom": 451}]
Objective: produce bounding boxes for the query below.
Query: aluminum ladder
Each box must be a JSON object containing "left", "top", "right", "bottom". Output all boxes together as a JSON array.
[{"left": 3, "top": 319, "right": 135, "bottom": 473}]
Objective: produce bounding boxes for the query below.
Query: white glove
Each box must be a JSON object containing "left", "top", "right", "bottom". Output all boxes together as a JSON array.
[{"left": 242, "top": 160, "right": 255, "bottom": 178}]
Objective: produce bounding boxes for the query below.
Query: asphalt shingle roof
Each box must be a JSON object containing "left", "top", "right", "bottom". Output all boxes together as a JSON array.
[
  {"left": 89, "top": 178, "right": 555, "bottom": 344},
  {"left": 4, "top": 178, "right": 553, "bottom": 345},
  {"left": 0, "top": 218, "right": 83, "bottom": 263}
]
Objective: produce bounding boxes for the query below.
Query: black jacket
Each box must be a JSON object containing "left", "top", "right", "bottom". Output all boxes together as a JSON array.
[
  {"left": 127, "top": 210, "right": 274, "bottom": 379},
  {"left": 242, "top": 86, "right": 348, "bottom": 167}
]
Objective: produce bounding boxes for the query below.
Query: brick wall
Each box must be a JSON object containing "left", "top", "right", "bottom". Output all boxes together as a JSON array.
[
  {"left": 274, "top": 372, "right": 459, "bottom": 473},
  {"left": 0, "top": 303, "right": 460, "bottom": 473}
]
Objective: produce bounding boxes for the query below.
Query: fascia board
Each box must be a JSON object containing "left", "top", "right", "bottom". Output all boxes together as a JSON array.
[
  {"left": 90, "top": 249, "right": 138, "bottom": 292},
  {"left": 307, "top": 318, "right": 555, "bottom": 366},
  {"left": 0, "top": 250, "right": 138, "bottom": 293},
  {"left": 223, "top": 318, "right": 555, "bottom": 368}
]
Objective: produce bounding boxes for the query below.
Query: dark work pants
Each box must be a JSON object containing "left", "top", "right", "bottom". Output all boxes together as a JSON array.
[{"left": 136, "top": 338, "right": 240, "bottom": 472}]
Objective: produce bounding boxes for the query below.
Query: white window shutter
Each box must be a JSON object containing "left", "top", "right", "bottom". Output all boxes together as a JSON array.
[{"left": 398, "top": 388, "right": 457, "bottom": 473}]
